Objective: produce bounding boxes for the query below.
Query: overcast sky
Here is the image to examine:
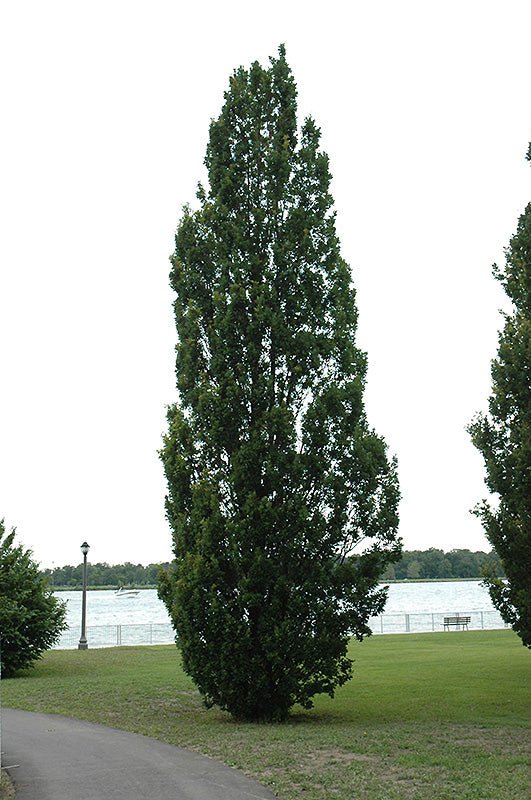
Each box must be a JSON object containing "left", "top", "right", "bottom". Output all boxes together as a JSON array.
[{"left": 1, "top": 1, "right": 530, "bottom": 568}]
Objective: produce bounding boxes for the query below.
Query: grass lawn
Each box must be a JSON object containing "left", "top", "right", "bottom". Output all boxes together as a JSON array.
[
  {"left": 0, "top": 773, "right": 15, "bottom": 800},
  {"left": 2, "top": 630, "right": 530, "bottom": 799}
]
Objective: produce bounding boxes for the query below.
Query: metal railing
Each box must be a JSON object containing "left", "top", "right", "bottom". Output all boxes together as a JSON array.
[
  {"left": 55, "top": 622, "right": 176, "bottom": 649},
  {"left": 53, "top": 609, "right": 508, "bottom": 650},
  {"left": 368, "top": 609, "right": 507, "bottom": 635}
]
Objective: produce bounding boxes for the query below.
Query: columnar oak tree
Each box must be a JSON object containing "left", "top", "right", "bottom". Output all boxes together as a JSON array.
[
  {"left": 469, "top": 143, "right": 531, "bottom": 648},
  {"left": 159, "top": 47, "right": 401, "bottom": 720}
]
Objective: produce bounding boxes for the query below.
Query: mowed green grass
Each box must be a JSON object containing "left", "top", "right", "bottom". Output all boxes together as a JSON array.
[
  {"left": 0, "top": 773, "right": 15, "bottom": 800},
  {"left": 3, "top": 630, "right": 530, "bottom": 799}
]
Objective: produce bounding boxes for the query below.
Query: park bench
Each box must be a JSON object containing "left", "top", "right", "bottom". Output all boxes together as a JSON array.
[{"left": 443, "top": 615, "right": 471, "bottom": 631}]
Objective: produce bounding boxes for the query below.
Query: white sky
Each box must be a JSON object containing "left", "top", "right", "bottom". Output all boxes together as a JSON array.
[{"left": 1, "top": 1, "right": 530, "bottom": 568}]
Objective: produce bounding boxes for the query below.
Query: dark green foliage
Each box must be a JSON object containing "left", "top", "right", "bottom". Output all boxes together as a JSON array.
[
  {"left": 380, "top": 548, "right": 505, "bottom": 580},
  {"left": 468, "top": 143, "right": 531, "bottom": 648},
  {"left": 41, "top": 561, "right": 168, "bottom": 588},
  {"left": 159, "top": 47, "right": 400, "bottom": 721},
  {"left": 0, "top": 519, "right": 67, "bottom": 677}
]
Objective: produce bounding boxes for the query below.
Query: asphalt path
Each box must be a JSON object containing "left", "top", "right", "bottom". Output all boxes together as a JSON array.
[{"left": 2, "top": 708, "right": 277, "bottom": 799}]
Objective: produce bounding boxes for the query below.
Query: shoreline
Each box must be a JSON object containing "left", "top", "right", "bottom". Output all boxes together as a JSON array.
[
  {"left": 52, "top": 585, "right": 158, "bottom": 592},
  {"left": 51, "top": 577, "right": 485, "bottom": 592},
  {"left": 381, "top": 577, "right": 483, "bottom": 584}
]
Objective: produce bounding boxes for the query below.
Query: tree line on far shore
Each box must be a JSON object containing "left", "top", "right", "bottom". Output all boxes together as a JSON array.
[
  {"left": 380, "top": 548, "right": 504, "bottom": 581},
  {"left": 40, "top": 548, "right": 504, "bottom": 588},
  {"left": 40, "top": 561, "right": 169, "bottom": 588}
]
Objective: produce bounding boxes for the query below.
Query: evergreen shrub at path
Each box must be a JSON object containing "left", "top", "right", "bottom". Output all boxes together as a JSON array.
[
  {"left": 0, "top": 520, "right": 67, "bottom": 677},
  {"left": 3, "top": 631, "right": 529, "bottom": 800}
]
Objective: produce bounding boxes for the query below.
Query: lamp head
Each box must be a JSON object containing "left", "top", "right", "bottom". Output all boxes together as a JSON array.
[{"left": 80, "top": 541, "right": 90, "bottom": 556}]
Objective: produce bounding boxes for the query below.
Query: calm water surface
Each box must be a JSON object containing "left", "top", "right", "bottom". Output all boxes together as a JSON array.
[
  {"left": 57, "top": 581, "right": 496, "bottom": 629},
  {"left": 382, "top": 580, "right": 496, "bottom": 614}
]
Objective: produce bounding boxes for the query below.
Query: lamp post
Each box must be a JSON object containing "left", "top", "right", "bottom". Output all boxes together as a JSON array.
[{"left": 78, "top": 541, "right": 90, "bottom": 650}]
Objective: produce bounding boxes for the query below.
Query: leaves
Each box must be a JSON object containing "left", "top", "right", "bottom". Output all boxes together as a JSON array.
[
  {"left": 468, "top": 144, "right": 531, "bottom": 648},
  {"left": 0, "top": 519, "right": 67, "bottom": 677},
  {"left": 160, "top": 47, "right": 401, "bottom": 720}
]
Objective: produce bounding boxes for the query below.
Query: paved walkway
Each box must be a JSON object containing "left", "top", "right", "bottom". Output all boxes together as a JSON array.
[{"left": 2, "top": 708, "right": 276, "bottom": 799}]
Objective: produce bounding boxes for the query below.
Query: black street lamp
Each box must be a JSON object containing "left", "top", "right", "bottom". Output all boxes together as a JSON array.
[{"left": 78, "top": 541, "right": 90, "bottom": 650}]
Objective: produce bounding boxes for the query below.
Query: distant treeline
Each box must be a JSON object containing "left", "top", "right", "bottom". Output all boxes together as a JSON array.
[
  {"left": 381, "top": 548, "right": 504, "bottom": 581},
  {"left": 42, "top": 548, "right": 504, "bottom": 588},
  {"left": 41, "top": 562, "right": 170, "bottom": 588}
]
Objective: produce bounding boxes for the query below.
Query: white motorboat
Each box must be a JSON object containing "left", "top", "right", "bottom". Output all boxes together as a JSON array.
[{"left": 114, "top": 587, "right": 140, "bottom": 598}]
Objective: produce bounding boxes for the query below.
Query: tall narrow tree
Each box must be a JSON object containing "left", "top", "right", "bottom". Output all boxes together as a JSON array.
[
  {"left": 469, "top": 143, "right": 531, "bottom": 648},
  {"left": 159, "top": 47, "right": 400, "bottom": 721}
]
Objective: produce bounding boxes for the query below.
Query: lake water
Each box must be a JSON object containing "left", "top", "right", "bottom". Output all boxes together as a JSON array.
[
  {"left": 381, "top": 580, "right": 498, "bottom": 614},
  {"left": 57, "top": 580, "right": 498, "bottom": 629},
  {"left": 53, "top": 580, "right": 505, "bottom": 648},
  {"left": 59, "top": 588, "right": 172, "bottom": 628}
]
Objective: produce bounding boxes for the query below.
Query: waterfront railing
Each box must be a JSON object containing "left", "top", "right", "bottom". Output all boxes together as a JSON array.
[
  {"left": 53, "top": 609, "right": 508, "bottom": 650},
  {"left": 369, "top": 609, "right": 507, "bottom": 634}
]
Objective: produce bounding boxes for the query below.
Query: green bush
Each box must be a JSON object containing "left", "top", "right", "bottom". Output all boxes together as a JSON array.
[{"left": 0, "top": 519, "right": 67, "bottom": 677}]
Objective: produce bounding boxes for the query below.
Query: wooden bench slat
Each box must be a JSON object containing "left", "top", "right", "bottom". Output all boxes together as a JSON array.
[{"left": 443, "top": 615, "right": 471, "bottom": 630}]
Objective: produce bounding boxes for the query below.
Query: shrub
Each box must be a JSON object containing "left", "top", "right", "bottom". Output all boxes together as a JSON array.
[{"left": 0, "top": 519, "right": 67, "bottom": 677}]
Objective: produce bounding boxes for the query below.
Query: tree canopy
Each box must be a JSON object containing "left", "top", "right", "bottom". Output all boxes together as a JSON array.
[
  {"left": 468, "top": 143, "right": 531, "bottom": 648},
  {"left": 0, "top": 519, "right": 67, "bottom": 677},
  {"left": 159, "top": 46, "right": 400, "bottom": 721}
]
